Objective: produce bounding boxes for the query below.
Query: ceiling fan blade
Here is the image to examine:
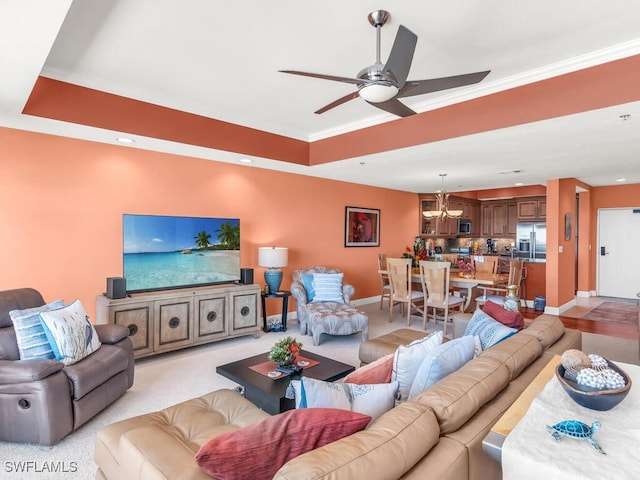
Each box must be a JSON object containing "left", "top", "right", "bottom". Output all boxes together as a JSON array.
[
  {"left": 397, "top": 70, "right": 491, "bottom": 98},
  {"left": 315, "top": 91, "right": 360, "bottom": 114},
  {"left": 280, "top": 70, "right": 366, "bottom": 86},
  {"left": 383, "top": 25, "right": 417, "bottom": 89},
  {"left": 368, "top": 98, "right": 416, "bottom": 117}
]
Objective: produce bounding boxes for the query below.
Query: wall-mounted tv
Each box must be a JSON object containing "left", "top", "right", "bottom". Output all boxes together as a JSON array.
[{"left": 123, "top": 214, "right": 241, "bottom": 293}]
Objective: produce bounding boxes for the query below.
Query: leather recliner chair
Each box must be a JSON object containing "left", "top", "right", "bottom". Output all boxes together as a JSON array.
[{"left": 0, "top": 288, "right": 134, "bottom": 445}]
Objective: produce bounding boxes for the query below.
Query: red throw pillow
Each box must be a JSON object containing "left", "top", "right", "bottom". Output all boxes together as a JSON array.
[
  {"left": 195, "top": 408, "right": 371, "bottom": 480},
  {"left": 482, "top": 300, "right": 524, "bottom": 330},
  {"left": 342, "top": 353, "right": 394, "bottom": 385}
]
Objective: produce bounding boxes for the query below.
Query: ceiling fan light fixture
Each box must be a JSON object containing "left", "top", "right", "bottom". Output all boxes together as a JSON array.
[{"left": 358, "top": 83, "right": 398, "bottom": 103}]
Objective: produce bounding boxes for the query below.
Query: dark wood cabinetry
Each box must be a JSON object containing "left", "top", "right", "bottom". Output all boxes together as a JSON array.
[
  {"left": 481, "top": 200, "right": 517, "bottom": 237},
  {"left": 419, "top": 194, "right": 480, "bottom": 237},
  {"left": 517, "top": 196, "right": 546, "bottom": 220}
]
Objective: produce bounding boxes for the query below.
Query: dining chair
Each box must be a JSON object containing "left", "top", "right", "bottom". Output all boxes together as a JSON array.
[
  {"left": 386, "top": 258, "right": 424, "bottom": 325},
  {"left": 473, "top": 255, "right": 498, "bottom": 274},
  {"left": 377, "top": 253, "right": 391, "bottom": 309},
  {"left": 419, "top": 260, "right": 465, "bottom": 335},
  {"left": 476, "top": 259, "right": 525, "bottom": 308}
]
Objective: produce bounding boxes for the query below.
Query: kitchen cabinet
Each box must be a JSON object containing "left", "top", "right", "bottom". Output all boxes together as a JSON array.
[
  {"left": 517, "top": 196, "right": 546, "bottom": 220},
  {"left": 481, "top": 200, "right": 517, "bottom": 237}
]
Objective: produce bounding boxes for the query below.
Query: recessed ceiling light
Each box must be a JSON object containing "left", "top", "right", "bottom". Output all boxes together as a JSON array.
[
  {"left": 239, "top": 158, "right": 253, "bottom": 163},
  {"left": 616, "top": 178, "right": 626, "bottom": 182},
  {"left": 619, "top": 114, "right": 631, "bottom": 121},
  {"left": 116, "top": 137, "right": 135, "bottom": 144},
  {"left": 514, "top": 182, "right": 524, "bottom": 186}
]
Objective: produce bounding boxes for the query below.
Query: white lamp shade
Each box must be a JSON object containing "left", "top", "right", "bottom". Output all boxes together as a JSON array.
[{"left": 258, "top": 247, "right": 288, "bottom": 268}]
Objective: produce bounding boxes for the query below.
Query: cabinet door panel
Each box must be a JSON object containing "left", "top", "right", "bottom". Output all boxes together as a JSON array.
[
  {"left": 196, "top": 295, "right": 227, "bottom": 339},
  {"left": 231, "top": 293, "right": 258, "bottom": 332},
  {"left": 113, "top": 303, "right": 152, "bottom": 355},
  {"left": 155, "top": 300, "right": 192, "bottom": 350}
]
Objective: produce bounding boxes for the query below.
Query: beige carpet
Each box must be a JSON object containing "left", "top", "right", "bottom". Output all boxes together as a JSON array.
[{"left": 1, "top": 301, "right": 637, "bottom": 479}]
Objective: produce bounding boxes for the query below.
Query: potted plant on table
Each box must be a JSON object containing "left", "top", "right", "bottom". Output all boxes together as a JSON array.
[{"left": 268, "top": 336, "right": 303, "bottom": 367}]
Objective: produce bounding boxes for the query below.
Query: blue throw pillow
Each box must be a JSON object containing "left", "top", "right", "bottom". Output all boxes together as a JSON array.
[
  {"left": 301, "top": 274, "right": 315, "bottom": 302},
  {"left": 464, "top": 309, "right": 517, "bottom": 350},
  {"left": 10, "top": 299, "right": 65, "bottom": 360}
]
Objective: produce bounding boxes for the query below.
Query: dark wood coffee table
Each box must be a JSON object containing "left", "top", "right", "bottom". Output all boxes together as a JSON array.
[{"left": 216, "top": 350, "right": 355, "bottom": 415}]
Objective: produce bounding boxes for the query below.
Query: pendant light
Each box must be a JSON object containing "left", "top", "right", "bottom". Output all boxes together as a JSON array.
[{"left": 422, "top": 173, "right": 464, "bottom": 221}]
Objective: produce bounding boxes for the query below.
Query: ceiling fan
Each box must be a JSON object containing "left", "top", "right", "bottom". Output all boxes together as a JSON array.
[{"left": 280, "top": 10, "right": 491, "bottom": 117}]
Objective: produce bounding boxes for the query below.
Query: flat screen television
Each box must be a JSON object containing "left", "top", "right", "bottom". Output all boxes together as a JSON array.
[{"left": 123, "top": 214, "right": 241, "bottom": 293}]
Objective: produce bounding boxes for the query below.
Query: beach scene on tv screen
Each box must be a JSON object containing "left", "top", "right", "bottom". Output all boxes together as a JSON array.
[{"left": 123, "top": 215, "right": 240, "bottom": 291}]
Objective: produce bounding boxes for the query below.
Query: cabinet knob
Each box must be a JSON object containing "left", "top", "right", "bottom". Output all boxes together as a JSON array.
[
  {"left": 169, "top": 317, "right": 180, "bottom": 328},
  {"left": 207, "top": 311, "right": 217, "bottom": 322},
  {"left": 240, "top": 306, "right": 250, "bottom": 317},
  {"left": 127, "top": 324, "right": 138, "bottom": 336}
]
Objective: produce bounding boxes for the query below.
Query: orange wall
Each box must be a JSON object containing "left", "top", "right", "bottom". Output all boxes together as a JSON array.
[{"left": 0, "top": 127, "right": 416, "bottom": 319}]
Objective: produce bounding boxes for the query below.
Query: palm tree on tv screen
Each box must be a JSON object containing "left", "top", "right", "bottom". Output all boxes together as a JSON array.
[
  {"left": 194, "top": 231, "right": 211, "bottom": 249},
  {"left": 216, "top": 222, "right": 240, "bottom": 250}
]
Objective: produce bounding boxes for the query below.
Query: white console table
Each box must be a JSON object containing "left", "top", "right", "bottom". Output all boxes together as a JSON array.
[{"left": 497, "top": 359, "right": 640, "bottom": 480}]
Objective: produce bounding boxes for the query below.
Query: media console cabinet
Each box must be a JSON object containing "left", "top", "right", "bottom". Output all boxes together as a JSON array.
[{"left": 96, "top": 283, "right": 261, "bottom": 359}]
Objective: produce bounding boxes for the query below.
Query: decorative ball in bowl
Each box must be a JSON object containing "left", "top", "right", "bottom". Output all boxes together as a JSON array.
[{"left": 556, "top": 359, "right": 632, "bottom": 411}]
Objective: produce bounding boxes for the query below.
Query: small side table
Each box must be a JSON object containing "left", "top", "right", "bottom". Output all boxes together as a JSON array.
[{"left": 261, "top": 290, "right": 292, "bottom": 332}]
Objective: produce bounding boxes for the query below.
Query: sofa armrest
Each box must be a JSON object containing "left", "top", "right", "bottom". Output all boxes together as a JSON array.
[
  {"left": 94, "top": 324, "right": 130, "bottom": 344},
  {"left": 290, "top": 281, "right": 307, "bottom": 306},
  {"left": 342, "top": 283, "right": 355, "bottom": 303},
  {"left": 0, "top": 359, "right": 63, "bottom": 384}
]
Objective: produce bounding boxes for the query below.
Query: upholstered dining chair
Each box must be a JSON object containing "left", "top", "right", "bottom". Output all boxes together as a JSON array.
[
  {"left": 476, "top": 259, "right": 525, "bottom": 308},
  {"left": 386, "top": 258, "right": 424, "bottom": 325},
  {"left": 473, "top": 255, "right": 498, "bottom": 274},
  {"left": 418, "top": 260, "right": 465, "bottom": 335},
  {"left": 377, "top": 253, "right": 391, "bottom": 309}
]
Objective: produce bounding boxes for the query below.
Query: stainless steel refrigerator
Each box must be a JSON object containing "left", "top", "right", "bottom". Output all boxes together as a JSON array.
[{"left": 516, "top": 222, "right": 546, "bottom": 260}]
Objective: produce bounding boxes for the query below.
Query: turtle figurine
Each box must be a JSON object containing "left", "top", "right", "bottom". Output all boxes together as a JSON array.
[{"left": 545, "top": 420, "right": 606, "bottom": 455}]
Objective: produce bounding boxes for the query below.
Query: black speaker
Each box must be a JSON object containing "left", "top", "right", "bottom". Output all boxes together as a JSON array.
[
  {"left": 106, "top": 277, "right": 126, "bottom": 299},
  {"left": 240, "top": 268, "right": 254, "bottom": 285}
]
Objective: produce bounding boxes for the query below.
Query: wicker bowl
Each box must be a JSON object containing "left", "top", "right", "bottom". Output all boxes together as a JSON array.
[{"left": 556, "top": 360, "right": 632, "bottom": 411}]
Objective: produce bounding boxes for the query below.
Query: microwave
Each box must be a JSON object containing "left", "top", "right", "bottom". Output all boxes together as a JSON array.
[{"left": 457, "top": 219, "right": 472, "bottom": 235}]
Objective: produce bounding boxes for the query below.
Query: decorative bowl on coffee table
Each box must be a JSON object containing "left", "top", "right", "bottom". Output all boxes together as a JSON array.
[{"left": 556, "top": 360, "right": 632, "bottom": 411}]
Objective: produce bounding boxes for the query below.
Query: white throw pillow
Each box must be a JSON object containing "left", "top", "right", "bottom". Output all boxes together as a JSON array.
[
  {"left": 311, "top": 273, "right": 344, "bottom": 303},
  {"left": 408, "top": 335, "right": 476, "bottom": 398},
  {"left": 10, "top": 299, "right": 64, "bottom": 360},
  {"left": 392, "top": 331, "right": 443, "bottom": 402},
  {"left": 290, "top": 377, "right": 398, "bottom": 421},
  {"left": 39, "top": 299, "right": 101, "bottom": 365}
]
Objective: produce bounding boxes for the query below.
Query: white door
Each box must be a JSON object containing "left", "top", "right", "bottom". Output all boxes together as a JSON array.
[{"left": 597, "top": 208, "right": 640, "bottom": 299}]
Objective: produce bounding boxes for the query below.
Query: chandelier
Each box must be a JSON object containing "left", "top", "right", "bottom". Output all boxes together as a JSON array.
[{"left": 422, "top": 173, "right": 464, "bottom": 221}]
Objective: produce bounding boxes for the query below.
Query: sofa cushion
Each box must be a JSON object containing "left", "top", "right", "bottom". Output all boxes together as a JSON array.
[
  {"left": 291, "top": 377, "right": 398, "bottom": 420},
  {"left": 9, "top": 299, "right": 64, "bottom": 360},
  {"left": 479, "top": 332, "right": 543, "bottom": 381},
  {"left": 273, "top": 402, "right": 440, "bottom": 480},
  {"left": 520, "top": 314, "right": 565, "bottom": 349},
  {"left": 464, "top": 309, "right": 517, "bottom": 350},
  {"left": 195, "top": 408, "right": 371, "bottom": 480},
  {"left": 412, "top": 356, "right": 510, "bottom": 434},
  {"left": 64, "top": 343, "right": 131, "bottom": 399},
  {"left": 39, "top": 299, "right": 102, "bottom": 366},
  {"left": 392, "top": 331, "right": 443, "bottom": 402},
  {"left": 311, "top": 272, "right": 344, "bottom": 302},
  {"left": 482, "top": 300, "right": 524, "bottom": 330},
  {"left": 343, "top": 353, "right": 394, "bottom": 384},
  {"left": 409, "top": 335, "right": 476, "bottom": 398}
]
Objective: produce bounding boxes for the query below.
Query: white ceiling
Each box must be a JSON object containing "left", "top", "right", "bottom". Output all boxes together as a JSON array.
[{"left": 2, "top": 0, "right": 640, "bottom": 193}]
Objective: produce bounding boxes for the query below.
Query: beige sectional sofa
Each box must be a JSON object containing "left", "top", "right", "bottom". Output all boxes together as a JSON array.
[{"left": 95, "top": 314, "right": 580, "bottom": 480}]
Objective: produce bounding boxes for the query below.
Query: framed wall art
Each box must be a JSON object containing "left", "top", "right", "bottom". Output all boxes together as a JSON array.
[{"left": 345, "top": 206, "right": 380, "bottom": 247}]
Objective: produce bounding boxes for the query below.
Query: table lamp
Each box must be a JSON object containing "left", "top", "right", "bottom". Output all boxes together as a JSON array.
[{"left": 258, "top": 246, "right": 288, "bottom": 293}]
